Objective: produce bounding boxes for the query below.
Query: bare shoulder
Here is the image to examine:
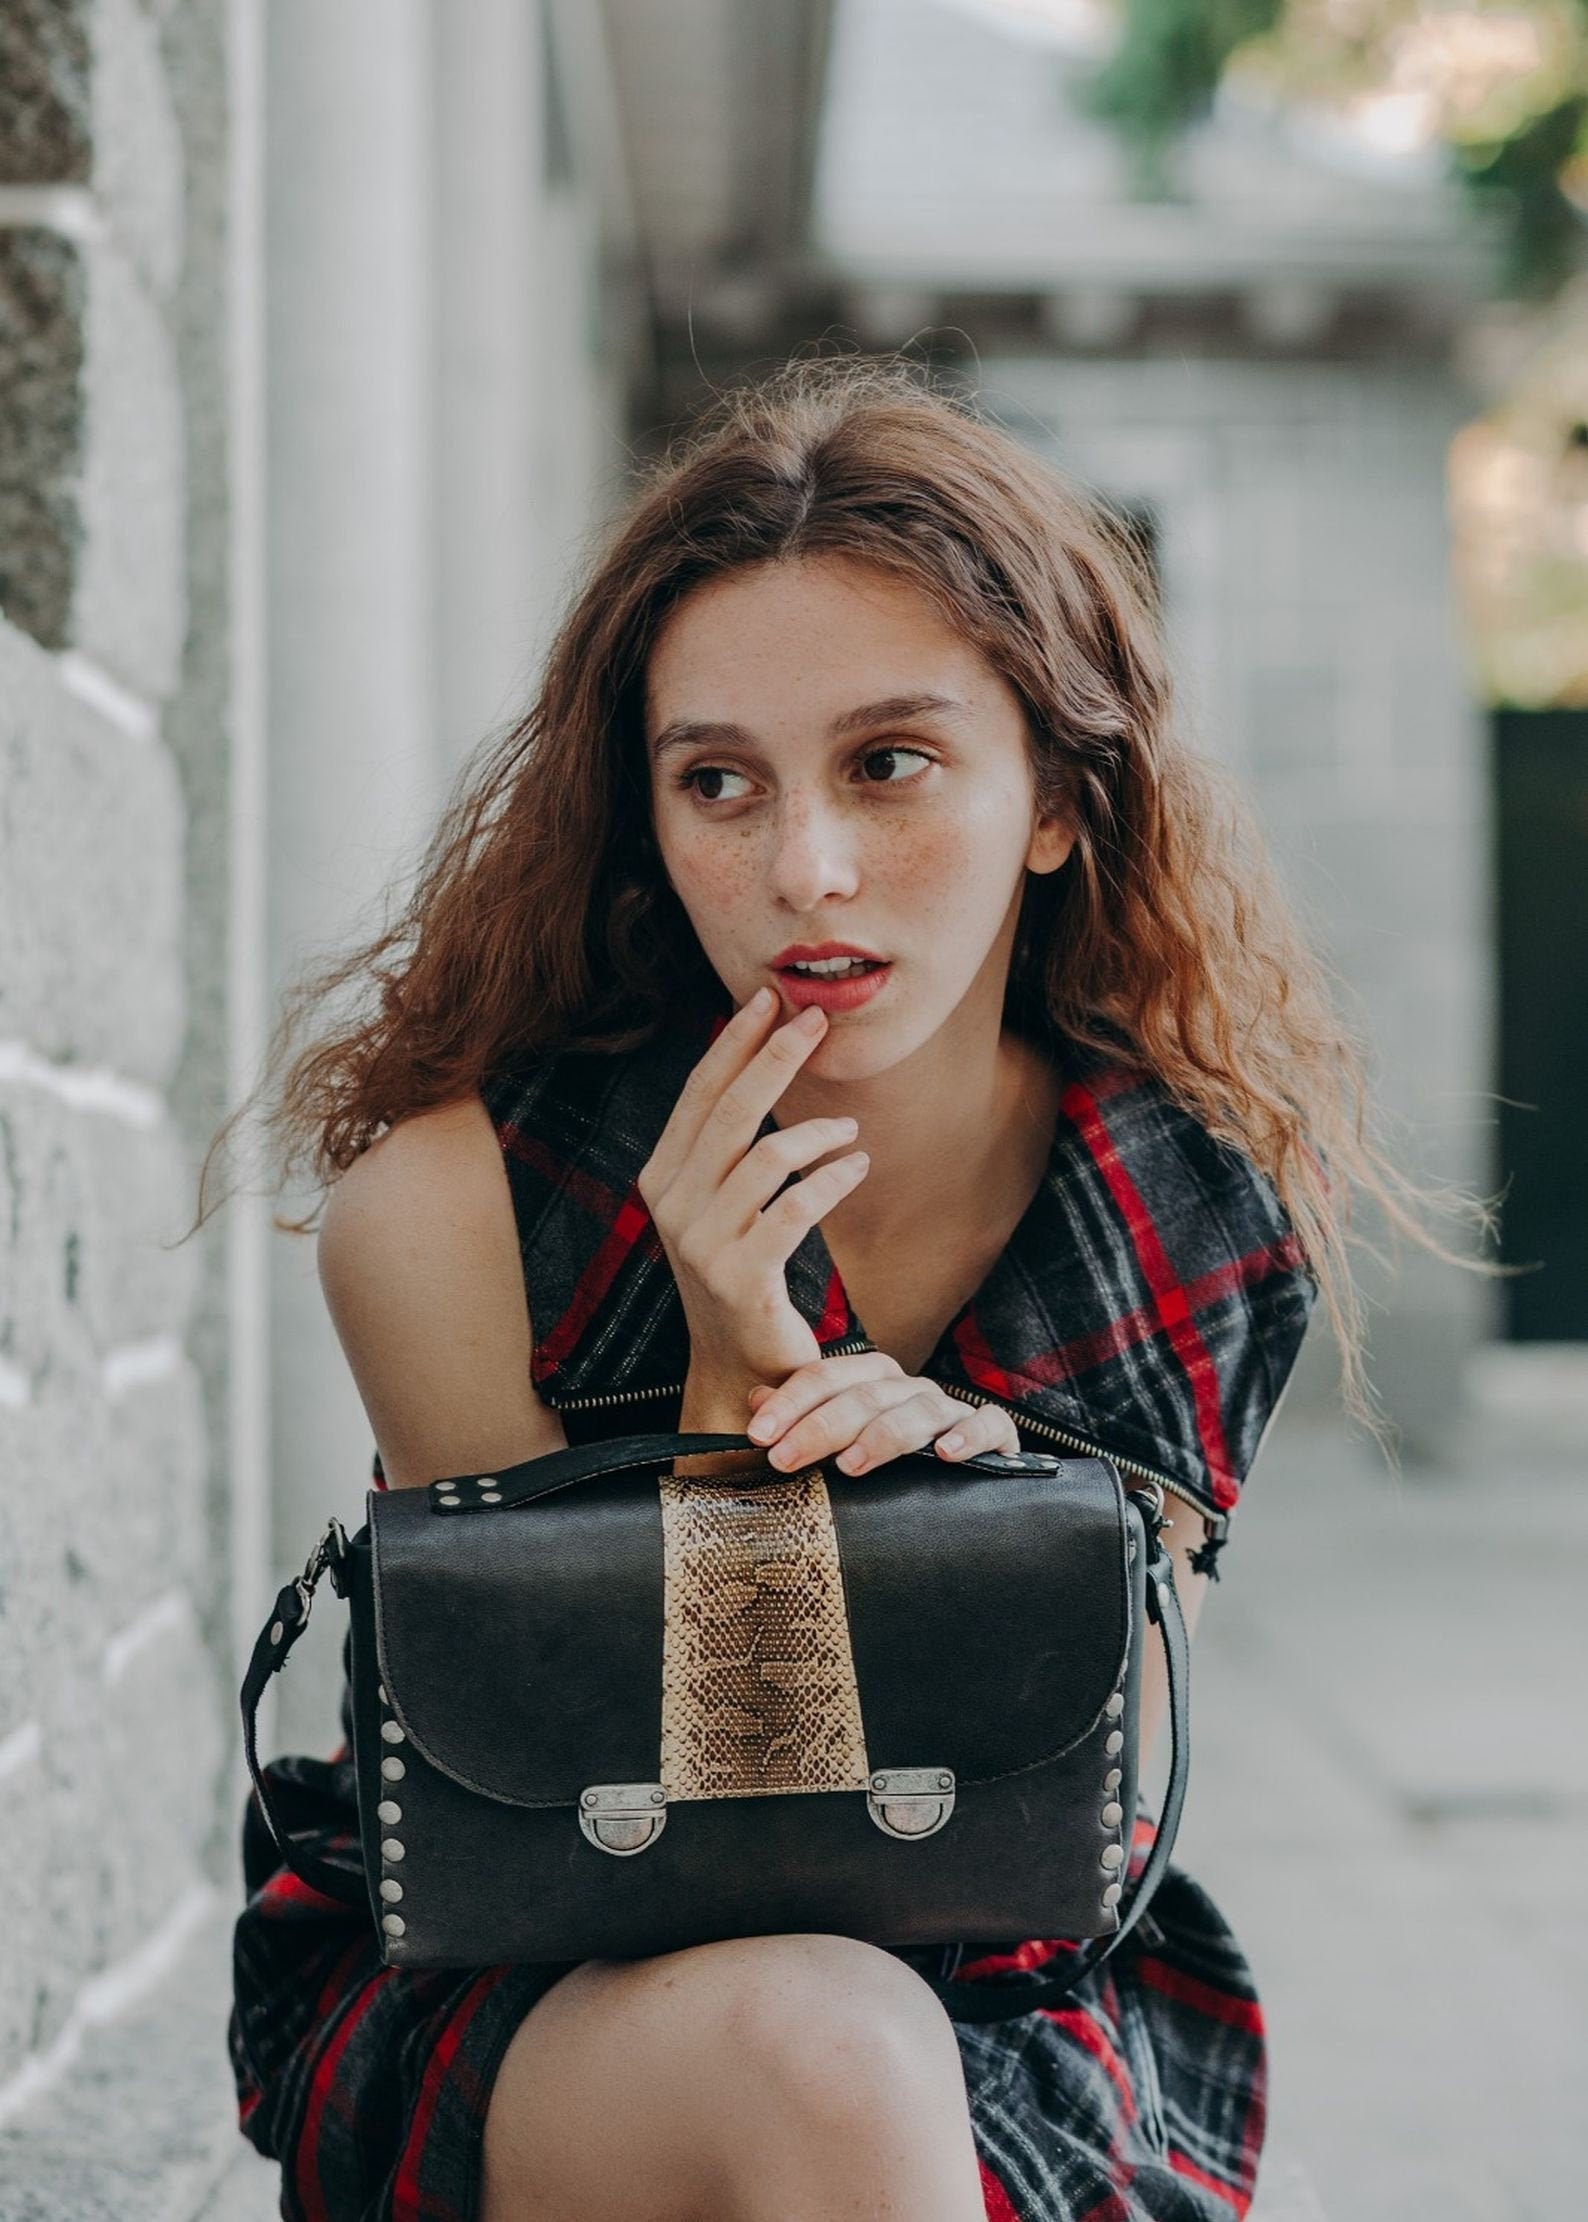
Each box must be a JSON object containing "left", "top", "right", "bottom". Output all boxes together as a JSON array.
[{"left": 318, "top": 1094, "right": 565, "bottom": 1488}]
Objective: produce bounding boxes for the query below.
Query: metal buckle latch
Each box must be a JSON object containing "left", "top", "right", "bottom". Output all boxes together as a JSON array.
[
  {"left": 867, "top": 1767, "right": 956, "bottom": 1839},
  {"left": 578, "top": 1783, "right": 669, "bottom": 1855}
]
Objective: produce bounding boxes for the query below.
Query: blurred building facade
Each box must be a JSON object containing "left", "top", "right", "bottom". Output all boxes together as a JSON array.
[{"left": 0, "top": 0, "right": 1571, "bottom": 2211}]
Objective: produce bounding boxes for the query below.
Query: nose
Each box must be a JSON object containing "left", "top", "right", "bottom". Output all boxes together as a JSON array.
[{"left": 765, "top": 787, "right": 862, "bottom": 913}]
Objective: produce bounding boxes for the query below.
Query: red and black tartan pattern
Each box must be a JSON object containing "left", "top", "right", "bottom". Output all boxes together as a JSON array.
[
  {"left": 228, "top": 1010, "right": 1313, "bottom": 2218},
  {"left": 483, "top": 1008, "right": 1317, "bottom": 1541}
]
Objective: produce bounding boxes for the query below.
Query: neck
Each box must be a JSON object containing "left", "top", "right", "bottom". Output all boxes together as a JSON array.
[{"left": 774, "top": 999, "right": 1063, "bottom": 1258}]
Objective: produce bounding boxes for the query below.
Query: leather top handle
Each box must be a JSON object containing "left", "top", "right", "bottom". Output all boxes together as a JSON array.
[{"left": 424, "top": 1432, "right": 1082, "bottom": 1517}]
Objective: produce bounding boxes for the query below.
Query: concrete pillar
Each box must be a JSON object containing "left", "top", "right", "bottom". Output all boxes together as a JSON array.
[
  {"left": 265, "top": 1, "right": 441, "bottom": 1742},
  {"left": 432, "top": 0, "right": 548, "bottom": 767}
]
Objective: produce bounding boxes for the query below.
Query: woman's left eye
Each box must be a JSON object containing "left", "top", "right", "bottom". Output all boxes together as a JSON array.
[{"left": 857, "top": 746, "right": 932, "bottom": 785}]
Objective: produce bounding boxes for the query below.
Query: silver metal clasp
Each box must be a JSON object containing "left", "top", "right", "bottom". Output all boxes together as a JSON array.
[
  {"left": 578, "top": 1783, "right": 669, "bottom": 1855},
  {"left": 294, "top": 1516, "right": 351, "bottom": 1621},
  {"left": 866, "top": 1767, "right": 956, "bottom": 1839}
]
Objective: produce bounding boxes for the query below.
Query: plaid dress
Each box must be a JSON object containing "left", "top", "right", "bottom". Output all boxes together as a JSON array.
[{"left": 229, "top": 1006, "right": 1317, "bottom": 2220}]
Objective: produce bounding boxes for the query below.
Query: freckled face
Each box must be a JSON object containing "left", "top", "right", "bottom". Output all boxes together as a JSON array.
[{"left": 643, "top": 553, "right": 1072, "bottom": 1078}]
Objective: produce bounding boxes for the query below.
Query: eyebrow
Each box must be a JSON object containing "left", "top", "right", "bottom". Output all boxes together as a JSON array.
[{"left": 648, "top": 693, "right": 973, "bottom": 762}]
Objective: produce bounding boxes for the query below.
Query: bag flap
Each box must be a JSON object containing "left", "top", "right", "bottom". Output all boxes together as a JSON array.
[{"left": 369, "top": 1455, "right": 1131, "bottom": 1808}]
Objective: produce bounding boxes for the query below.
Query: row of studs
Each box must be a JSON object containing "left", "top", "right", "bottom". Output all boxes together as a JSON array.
[
  {"left": 1099, "top": 1688, "right": 1126, "bottom": 1913},
  {"left": 370, "top": 1652, "right": 1127, "bottom": 1930},
  {"left": 377, "top": 1685, "right": 410, "bottom": 1939},
  {"left": 431, "top": 1473, "right": 501, "bottom": 1513}
]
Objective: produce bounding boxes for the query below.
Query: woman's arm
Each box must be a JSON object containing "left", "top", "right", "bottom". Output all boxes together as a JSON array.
[{"left": 316, "top": 1094, "right": 568, "bottom": 1491}]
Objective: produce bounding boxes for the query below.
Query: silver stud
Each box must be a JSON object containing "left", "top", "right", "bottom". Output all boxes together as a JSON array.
[
  {"left": 1104, "top": 1691, "right": 1125, "bottom": 1720},
  {"left": 477, "top": 1477, "right": 498, "bottom": 1489},
  {"left": 381, "top": 1837, "right": 406, "bottom": 1862},
  {"left": 381, "top": 1912, "right": 406, "bottom": 1937},
  {"left": 378, "top": 1683, "right": 388, "bottom": 1707},
  {"left": 269, "top": 1620, "right": 284, "bottom": 1647},
  {"left": 1104, "top": 1729, "right": 1124, "bottom": 1756},
  {"left": 479, "top": 1490, "right": 501, "bottom": 1504},
  {"left": 377, "top": 1800, "right": 402, "bottom": 1825},
  {"left": 379, "top": 1878, "right": 404, "bottom": 1902},
  {"left": 1102, "top": 1800, "right": 1123, "bottom": 1827},
  {"left": 1102, "top": 1881, "right": 1123, "bottom": 1908},
  {"left": 380, "top": 1720, "right": 405, "bottom": 1745},
  {"left": 381, "top": 1756, "right": 406, "bottom": 1781},
  {"left": 1103, "top": 1767, "right": 1122, "bottom": 1790},
  {"left": 1101, "top": 1842, "right": 1124, "bottom": 1870}
]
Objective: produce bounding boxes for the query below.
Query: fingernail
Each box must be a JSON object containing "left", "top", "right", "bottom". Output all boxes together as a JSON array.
[
  {"left": 796, "top": 1005, "right": 825, "bottom": 1032},
  {"left": 747, "top": 1411, "right": 777, "bottom": 1441},
  {"left": 750, "top": 986, "right": 773, "bottom": 1012},
  {"left": 837, "top": 1446, "right": 867, "bottom": 1472},
  {"left": 937, "top": 1431, "right": 966, "bottom": 1455}
]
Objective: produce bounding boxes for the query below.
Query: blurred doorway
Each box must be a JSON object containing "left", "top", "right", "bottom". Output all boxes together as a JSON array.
[{"left": 1494, "top": 707, "right": 1588, "bottom": 1339}]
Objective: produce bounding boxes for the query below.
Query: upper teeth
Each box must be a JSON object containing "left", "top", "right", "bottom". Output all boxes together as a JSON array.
[{"left": 789, "top": 957, "right": 875, "bottom": 975}]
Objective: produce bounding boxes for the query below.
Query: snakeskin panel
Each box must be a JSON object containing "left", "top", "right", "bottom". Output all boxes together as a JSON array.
[{"left": 658, "top": 1468, "right": 872, "bottom": 1801}]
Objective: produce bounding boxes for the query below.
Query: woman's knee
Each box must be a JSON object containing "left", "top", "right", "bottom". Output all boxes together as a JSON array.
[
  {"left": 677, "top": 1931, "right": 968, "bottom": 2127},
  {"left": 481, "top": 1932, "right": 967, "bottom": 2219}
]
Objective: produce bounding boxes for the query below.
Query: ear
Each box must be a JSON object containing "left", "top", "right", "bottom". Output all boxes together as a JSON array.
[{"left": 1025, "top": 811, "right": 1075, "bottom": 877}]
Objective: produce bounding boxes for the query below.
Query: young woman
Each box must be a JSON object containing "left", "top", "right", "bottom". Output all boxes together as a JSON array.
[{"left": 215, "top": 356, "right": 1490, "bottom": 2221}]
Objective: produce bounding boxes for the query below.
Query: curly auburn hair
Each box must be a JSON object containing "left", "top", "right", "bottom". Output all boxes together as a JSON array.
[{"left": 190, "top": 351, "right": 1502, "bottom": 1441}]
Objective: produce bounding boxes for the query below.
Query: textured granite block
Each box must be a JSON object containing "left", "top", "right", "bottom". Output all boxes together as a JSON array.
[
  {"left": 0, "top": 0, "right": 92, "bottom": 185},
  {"left": 90, "top": 0, "right": 185, "bottom": 297},
  {"left": 0, "top": 230, "right": 183, "bottom": 686},
  {"left": 73, "top": 235, "right": 185, "bottom": 695},
  {"left": 0, "top": 228, "right": 86, "bottom": 649},
  {"left": 0, "top": 622, "right": 187, "bottom": 1083},
  {"left": 0, "top": 1088, "right": 200, "bottom": 1396}
]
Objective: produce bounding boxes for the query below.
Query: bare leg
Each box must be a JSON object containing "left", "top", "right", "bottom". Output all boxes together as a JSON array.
[{"left": 480, "top": 1931, "right": 986, "bottom": 2222}]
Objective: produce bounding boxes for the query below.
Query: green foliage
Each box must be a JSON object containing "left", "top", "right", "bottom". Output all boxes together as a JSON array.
[
  {"left": 1453, "top": 90, "right": 1588, "bottom": 295},
  {"left": 1079, "top": 0, "right": 1588, "bottom": 293},
  {"left": 1077, "top": 0, "right": 1286, "bottom": 194}
]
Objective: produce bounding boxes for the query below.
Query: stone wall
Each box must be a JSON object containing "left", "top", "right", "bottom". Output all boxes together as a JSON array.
[{"left": 0, "top": 0, "right": 235, "bottom": 2128}]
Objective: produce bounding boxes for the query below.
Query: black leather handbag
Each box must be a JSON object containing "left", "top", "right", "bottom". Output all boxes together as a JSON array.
[{"left": 241, "top": 1431, "right": 1191, "bottom": 2023}]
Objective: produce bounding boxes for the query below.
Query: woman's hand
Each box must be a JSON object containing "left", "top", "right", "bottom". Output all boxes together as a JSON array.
[
  {"left": 743, "top": 1349, "right": 1021, "bottom": 1476},
  {"left": 637, "top": 986, "right": 872, "bottom": 1420}
]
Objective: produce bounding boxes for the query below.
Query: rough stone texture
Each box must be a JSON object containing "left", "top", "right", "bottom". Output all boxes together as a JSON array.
[
  {"left": 0, "top": 622, "right": 187, "bottom": 1083},
  {"left": 0, "top": 228, "right": 85, "bottom": 649},
  {"left": 0, "top": 227, "right": 184, "bottom": 688},
  {"left": 0, "top": 1902, "right": 274, "bottom": 2221},
  {"left": 73, "top": 233, "right": 186, "bottom": 696},
  {"left": 155, "top": 0, "right": 264, "bottom": 1891},
  {"left": 88, "top": 0, "right": 185, "bottom": 299},
  {"left": 0, "top": 0, "right": 92, "bottom": 185},
  {"left": 0, "top": 0, "right": 214, "bottom": 2134},
  {"left": 0, "top": 1088, "right": 200, "bottom": 1397}
]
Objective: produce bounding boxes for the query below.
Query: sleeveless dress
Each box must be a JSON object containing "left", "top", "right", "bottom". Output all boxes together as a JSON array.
[{"left": 228, "top": 1007, "right": 1318, "bottom": 2221}]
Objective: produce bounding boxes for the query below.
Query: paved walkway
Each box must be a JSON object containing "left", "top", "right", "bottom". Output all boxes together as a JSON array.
[{"left": 1171, "top": 1395, "right": 1588, "bottom": 2220}]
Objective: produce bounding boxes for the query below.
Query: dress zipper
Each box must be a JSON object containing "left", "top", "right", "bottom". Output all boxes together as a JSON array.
[{"left": 547, "top": 1333, "right": 1222, "bottom": 1534}]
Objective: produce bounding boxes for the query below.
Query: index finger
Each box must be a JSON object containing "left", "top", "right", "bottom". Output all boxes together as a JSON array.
[{"left": 643, "top": 985, "right": 781, "bottom": 1192}]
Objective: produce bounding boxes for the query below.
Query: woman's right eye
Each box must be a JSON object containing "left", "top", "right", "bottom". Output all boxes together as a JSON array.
[{"left": 677, "top": 764, "right": 751, "bottom": 803}]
